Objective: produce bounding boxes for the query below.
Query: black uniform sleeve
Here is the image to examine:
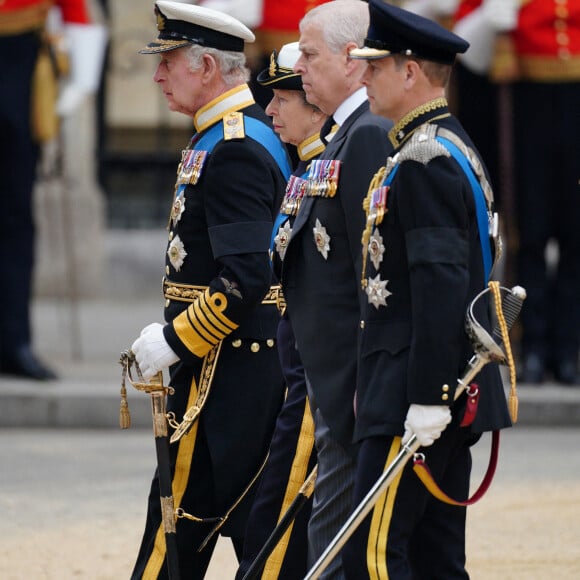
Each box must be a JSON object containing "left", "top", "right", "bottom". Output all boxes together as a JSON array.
[{"left": 397, "top": 156, "right": 471, "bottom": 404}]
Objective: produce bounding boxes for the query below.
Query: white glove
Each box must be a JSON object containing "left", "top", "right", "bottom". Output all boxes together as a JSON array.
[
  {"left": 402, "top": 404, "right": 452, "bottom": 448},
  {"left": 56, "top": 23, "right": 108, "bottom": 117},
  {"left": 481, "top": 0, "right": 519, "bottom": 32},
  {"left": 131, "top": 323, "right": 179, "bottom": 381}
]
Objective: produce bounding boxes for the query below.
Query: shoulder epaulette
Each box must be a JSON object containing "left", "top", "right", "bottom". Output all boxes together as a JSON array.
[
  {"left": 223, "top": 111, "right": 246, "bottom": 140},
  {"left": 398, "top": 123, "right": 450, "bottom": 166}
]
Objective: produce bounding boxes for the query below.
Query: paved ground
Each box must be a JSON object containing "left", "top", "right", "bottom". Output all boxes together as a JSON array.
[
  {"left": 1, "top": 230, "right": 579, "bottom": 578},
  {"left": 0, "top": 427, "right": 578, "bottom": 579}
]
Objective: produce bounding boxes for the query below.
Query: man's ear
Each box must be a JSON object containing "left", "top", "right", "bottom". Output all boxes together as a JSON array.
[
  {"left": 404, "top": 59, "right": 421, "bottom": 87},
  {"left": 345, "top": 41, "right": 365, "bottom": 75},
  {"left": 200, "top": 53, "right": 218, "bottom": 83}
]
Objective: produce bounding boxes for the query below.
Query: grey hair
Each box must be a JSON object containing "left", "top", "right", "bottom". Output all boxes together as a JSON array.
[
  {"left": 185, "top": 44, "right": 250, "bottom": 87},
  {"left": 299, "top": 0, "right": 369, "bottom": 53}
]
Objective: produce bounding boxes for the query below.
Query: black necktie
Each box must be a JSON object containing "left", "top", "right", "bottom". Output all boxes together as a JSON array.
[{"left": 320, "top": 116, "right": 339, "bottom": 144}]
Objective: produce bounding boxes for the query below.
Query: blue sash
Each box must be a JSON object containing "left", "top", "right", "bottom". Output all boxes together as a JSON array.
[
  {"left": 436, "top": 136, "right": 492, "bottom": 282},
  {"left": 175, "top": 115, "right": 292, "bottom": 201},
  {"left": 381, "top": 139, "right": 492, "bottom": 282},
  {"left": 196, "top": 116, "right": 292, "bottom": 179}
]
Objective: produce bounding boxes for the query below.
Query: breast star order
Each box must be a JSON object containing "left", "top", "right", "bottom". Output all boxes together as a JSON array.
[
  {"left": 167, "top": 235, "right": 187, "bottom": 271},
  {"left": 313, "top": 218, "right": 330, "bottom": 260},
  {"left": 365, "top": 274, "right": 392, "bottom": 309},
  {"left": 275, "top": 220, "right": 292, "bottom": 260},
  {"left": 369, "top": 227, "right": 385, "bottom": 270},
  {"left": 171, "top": 193, "right": 186, "bottom": 227}
]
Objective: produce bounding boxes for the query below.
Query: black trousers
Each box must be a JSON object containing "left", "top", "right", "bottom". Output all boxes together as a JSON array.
[
  {"left": 235, "top": 315, "right": 317, "bottom": 580},
  {"left": 342, "top": 427, "right": 476, "bottom": 580},
  {"left": 0, "top": 32, "right": 41, "bottom": 353},
  {"left": 514, "top": 81, "right": 580, "bottom": 363}
]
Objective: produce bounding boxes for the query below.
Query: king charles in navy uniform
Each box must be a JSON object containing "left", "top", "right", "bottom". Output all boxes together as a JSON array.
[{"left": 129, "top": 2, "right": 292, "bottom": 578}]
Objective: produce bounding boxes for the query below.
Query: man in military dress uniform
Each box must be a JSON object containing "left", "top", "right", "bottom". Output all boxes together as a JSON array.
[
  {"left": 129, "top": 2, "right": 291, "bottom": 578},
  {"left": 280, "top": 1, "right": 392, "bottom": 577},
  {"left": 343, "top": 1, "right": 512, "bottom": 577}
]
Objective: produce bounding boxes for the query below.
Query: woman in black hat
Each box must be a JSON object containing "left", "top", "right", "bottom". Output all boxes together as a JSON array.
[{"left": 235, "top": 41, "right": 329, "bottom": 580}]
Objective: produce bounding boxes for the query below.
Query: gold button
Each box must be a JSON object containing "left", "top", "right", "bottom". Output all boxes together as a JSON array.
[
  {"left": 558, "top": 47, "right": 571, "bottom": 59},
  {"left": 165, "top": 299, "right": 170, "bottom": 308},
  {"left": 360, "top": 320, "right": 365, "bottom": 329},
  {"left": 251, "top": 342, "right": 260, "bottom": 353},
  {"left": 165, "top": 265, "right": 170, "bottom": 275},
  {"left": 441, "top": 394, "right": 449, "bottom": 401},
  {"left": 232, "top": 339, "right": 242, "bottom": 348},
  {"left": 266, "top": 339, "right": 275, "bottom": 347},
  {"left": 442, "top": 384, "right": 449, "bottom": 392},
  {"left": 168, "top": 231, "right": 174, "bottom": 241}
]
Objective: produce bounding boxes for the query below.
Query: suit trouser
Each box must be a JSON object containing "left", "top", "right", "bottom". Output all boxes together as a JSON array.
[
  {"left": 306, "top": 376, "right": 356, "bottom": 580},
  {"left": 342, "top": 428, "right": 474, "bottom": 580}
]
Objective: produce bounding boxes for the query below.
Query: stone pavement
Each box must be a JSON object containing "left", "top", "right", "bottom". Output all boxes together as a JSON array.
[{"left": 1, "top": 229, "right": 579, "bottom": 429}]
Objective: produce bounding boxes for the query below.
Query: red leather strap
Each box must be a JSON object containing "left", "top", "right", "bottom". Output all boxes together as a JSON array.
[
  {"left": 460, "top": 383, "right": 480, "bottom": 427},
  {"left": 412, "top": 430, "right": 500, "bottom": 506}
]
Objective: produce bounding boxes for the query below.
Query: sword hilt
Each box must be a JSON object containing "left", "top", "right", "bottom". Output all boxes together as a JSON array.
[
  {"left": 466, "top": 284, "right": 527, "bottom": 363},
  {"left": 492, "top": 285, "right": 526, "bottom": 341}
]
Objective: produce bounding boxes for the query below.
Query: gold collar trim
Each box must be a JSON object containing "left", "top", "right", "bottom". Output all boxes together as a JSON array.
[
  {"left": 389, "top": 97, "right": 449, "bottom": 148},
  {"left": 194, "top": 84, "right": 255, "bottom": 133},
  {"left": 297, "top": 132, "right": 325, "bottom": 161}
]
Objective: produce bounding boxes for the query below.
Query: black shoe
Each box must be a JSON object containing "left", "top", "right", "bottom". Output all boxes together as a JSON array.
[
  {"left": 0, "top": 346, "right": 58, "bottom": 381},
  {"left": 552, "top": 358, "right": 579, "bottom": 385},
  {"left": 518, "top": 353, "right": 546, "bottom": 384}
]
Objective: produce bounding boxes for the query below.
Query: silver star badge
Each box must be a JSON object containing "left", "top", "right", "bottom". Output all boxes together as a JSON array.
[
  {"left": 171, "top": 193, "right": 186, "bottom": 227},
  {"left": 313, "top": 218, "right": 330, "bottom": 260},
  {"left": 167, "top": 235, "right": 187, "bottom": 271},
  {"left": 365, "top": 274, "right": 392, "bottom": 309},
  {"left": 369, "top": 228, "right": 385, "bottom": 270},
  {"left": 275, "top": 220, "right": 292, "bottom": 260}
]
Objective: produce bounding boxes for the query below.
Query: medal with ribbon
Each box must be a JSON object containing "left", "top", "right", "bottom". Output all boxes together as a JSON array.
[{"left": 305, "top": 159, "right": 341, "bottom": 198}]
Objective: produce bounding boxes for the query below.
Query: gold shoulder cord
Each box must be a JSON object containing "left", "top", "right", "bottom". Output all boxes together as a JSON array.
[{"left": 489, "top": 280, "right": 518, "bottom": 423}]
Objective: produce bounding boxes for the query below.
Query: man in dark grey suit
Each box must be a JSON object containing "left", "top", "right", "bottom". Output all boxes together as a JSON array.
[{"left": 280, "top": 1, "right": 392, "bottom": 577}]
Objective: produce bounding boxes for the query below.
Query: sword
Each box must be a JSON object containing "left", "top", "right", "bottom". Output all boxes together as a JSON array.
[
  {"left": 241, "top": 465, "right": 318, "bottom": 580},
  {"left": 119, "top": 350, "right": 181, "bottom": 580},
  {"left": 304, "top": 284, "right": 526, "bottom": 580}
]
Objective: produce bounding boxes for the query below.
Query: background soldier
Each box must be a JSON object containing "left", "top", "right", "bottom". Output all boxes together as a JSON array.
[
  {"left": 0, "top": 0, "right": 105, "bottom": 379},
  {"left": 343, "top": 1, "right": 512, "bottom": 576},
  {"left": 454, "top": 0, "right": 580, "bottom": 385},
  {"left": 129, "top": 2, "right": 291, "bottom": 577}
]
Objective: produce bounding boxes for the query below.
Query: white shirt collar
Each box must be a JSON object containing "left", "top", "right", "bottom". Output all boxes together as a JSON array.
[{"left": 333, "top": 87, "right": 368, "bottom": 127}]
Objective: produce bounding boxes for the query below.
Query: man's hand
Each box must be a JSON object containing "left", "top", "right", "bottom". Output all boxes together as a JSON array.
[
  {"left": 131, "top": 323, "right": 179, "bottom": 381},
  {"left": 402, "top": 404, "right": 452, "bottom": 447}
]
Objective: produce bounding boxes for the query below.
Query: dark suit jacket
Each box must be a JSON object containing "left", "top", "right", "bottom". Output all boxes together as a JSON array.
[
  {"left": 354, "top": 103, "right": 512, "bottom": 443},
  {"left": 282, "top": 101, "right": 392, "bottom": 450}
]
